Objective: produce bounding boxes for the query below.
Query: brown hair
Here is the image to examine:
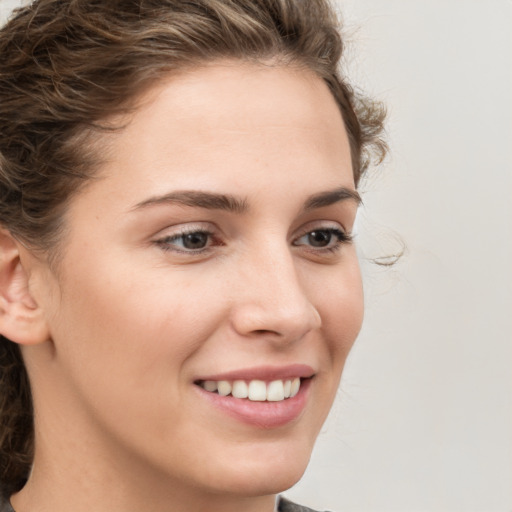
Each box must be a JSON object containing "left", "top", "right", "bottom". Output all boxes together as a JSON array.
[{"left": 0, "top": 0, "right": 386, "bottom": 496}]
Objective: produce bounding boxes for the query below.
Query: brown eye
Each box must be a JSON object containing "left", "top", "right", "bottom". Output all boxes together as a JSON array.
[
  {"left": 293, "top": 227, "right": 351, "bottom": 251},
  {"left": 181, "top": 232, "right": 209, "bottom": 250},
  {"left": 307, "top": 230, "right": 332, "bottom": 247}
]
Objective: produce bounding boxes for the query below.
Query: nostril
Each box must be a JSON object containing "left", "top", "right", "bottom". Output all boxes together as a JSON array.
[{"left": 252, "top": 329, "right": 280, "bottom": 336}]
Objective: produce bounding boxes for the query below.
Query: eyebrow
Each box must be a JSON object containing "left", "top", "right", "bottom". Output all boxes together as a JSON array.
[
  {"left": 131, "top": 186, "right": 361, "bottom": 213},
  {"left": 302, "top": 187, "right": 362, "bottom": 211},
  {"left": 132, "top": 190, "right": 249, "bottom": 213}
]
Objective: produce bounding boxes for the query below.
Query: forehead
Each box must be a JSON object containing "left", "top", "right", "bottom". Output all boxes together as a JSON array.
[{"left": 80, "top": 62, "right": 354, "bottom": 210}]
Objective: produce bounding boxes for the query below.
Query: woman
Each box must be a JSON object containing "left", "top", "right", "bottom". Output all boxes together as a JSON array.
[{"left": 0, "top": 1, "right": 385, "bottom": 511}]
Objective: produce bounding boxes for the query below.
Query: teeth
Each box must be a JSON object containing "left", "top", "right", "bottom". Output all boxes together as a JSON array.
[
  {"left": 203, "top": 380, "right": 218, "bottom": 392},
  {"left": 267, "top": 380, "right": 285, "bottom": 401},
  {"left": 248, "top": 380, "right": 267, "bottom": 401},
  {"left": 290, "top": 377, "right": 300, "bottom": 398},
  {"left": 199, "top": 377, "right": 303, "bottom": 402},
  {"left": 283, "top": 379, "right": 292, "bottom": 398},
  {"left": 232, "top": 380, "right": 248, "bottom": 399},
  {"left": 217, "top": 380, "right": 232, "bottom": 396}
]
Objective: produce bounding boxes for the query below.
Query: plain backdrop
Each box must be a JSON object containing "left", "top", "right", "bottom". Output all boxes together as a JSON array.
[
  {"left": 287, "top": 2, "right": 512, "bottom": 511},
  {"left": 1, "top": 1, "right": 511, "bottom": 511}
]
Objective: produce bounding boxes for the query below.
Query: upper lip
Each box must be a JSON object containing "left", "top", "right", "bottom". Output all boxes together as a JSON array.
[{"left": 195, "top": 364, "right": 315, "bottom": 383}]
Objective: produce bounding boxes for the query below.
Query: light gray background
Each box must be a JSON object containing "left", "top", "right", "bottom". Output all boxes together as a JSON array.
[
  {"left": 288, "top": 1, "right": 512, "bottom": 511},
  {"left": 1, "top": 1, "right": 511, "bottom": 511}
]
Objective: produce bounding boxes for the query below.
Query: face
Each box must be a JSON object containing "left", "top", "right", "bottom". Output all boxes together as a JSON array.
[{"left": 28, "top": 63, "right": 363, "bottom": 499}]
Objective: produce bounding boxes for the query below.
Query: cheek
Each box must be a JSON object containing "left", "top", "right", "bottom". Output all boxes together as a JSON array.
[
  {"left": 313, "top": 258, "right": 364, "bottom": 366},
  {"left": 45, "top": 265, "right": 231, "bottom": 456},
  {"left": 55, "top": 274, "right": 217, "bottom": 367},
  {"left": 48, "top": 253, "right": 226, "bottom": 401}
]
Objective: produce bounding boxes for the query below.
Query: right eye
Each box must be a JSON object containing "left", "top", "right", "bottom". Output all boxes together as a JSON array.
[{"left": 155, "top": 229, "right": 217, "bottom": 253}]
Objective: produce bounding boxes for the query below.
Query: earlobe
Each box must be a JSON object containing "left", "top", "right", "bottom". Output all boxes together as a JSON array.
[{"left": 0, "top": 229, "right": 50, "bottom": 345}]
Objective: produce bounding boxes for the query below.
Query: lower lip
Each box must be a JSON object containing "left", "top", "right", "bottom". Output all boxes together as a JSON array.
[{"left": 195, "top": 379, "right": 311, "bottom": 429}]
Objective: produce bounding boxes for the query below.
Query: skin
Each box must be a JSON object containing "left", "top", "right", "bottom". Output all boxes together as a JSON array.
[{"left": 10, "top": 62, "right": 363, "bottom": 512}]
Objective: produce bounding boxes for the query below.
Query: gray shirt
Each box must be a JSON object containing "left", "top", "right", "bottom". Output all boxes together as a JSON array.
[{"left": 0, "top": 494, "right": 326, "bottom": 512}]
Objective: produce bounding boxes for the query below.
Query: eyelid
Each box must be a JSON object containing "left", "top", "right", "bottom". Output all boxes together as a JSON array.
[
  {"left": 152, "top": 222, "right": 222, "bottom": 254},
  {"left": 153, "top": 221, "right": 217, "bottom": 240},
  {"left": 292, "top": 220, "right": 350, "bottom": 240},
  {"left": 292, "top": 228, "right": 352, "bottom": 245}
]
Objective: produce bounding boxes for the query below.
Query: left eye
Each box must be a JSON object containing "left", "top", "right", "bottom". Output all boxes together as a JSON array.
[{"left": 293, "top": 228, "right": 349, "bottom": 249}]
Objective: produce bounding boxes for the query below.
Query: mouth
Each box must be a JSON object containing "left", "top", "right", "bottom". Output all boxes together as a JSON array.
[
  {"left": 195, "top": 377, "right": 304, "bottom": 402},
  {"left": 193, "top": 365, "right": 314, "bottom": 428}
]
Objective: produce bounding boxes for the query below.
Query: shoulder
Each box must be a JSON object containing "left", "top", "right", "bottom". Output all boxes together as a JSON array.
[
  {"left": 0, "top": 493, "right": 330, "bottom": 512},
  {"left": 0, "top": 495, "right": 14, "bottom": 512},
  {"left": 278, "top": 495, "right": 333, "bottom": 512}
]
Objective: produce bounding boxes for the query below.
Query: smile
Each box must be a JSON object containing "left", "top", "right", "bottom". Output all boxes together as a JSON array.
[
  {"left": 196, "top": 378, "right": 302, "bottom": 402},
  {"left": 193, "top": 365, "right": 314, "bottom": 427}
]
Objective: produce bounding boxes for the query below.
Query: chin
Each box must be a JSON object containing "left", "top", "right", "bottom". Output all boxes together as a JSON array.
[
  {"left": 221, "top": 464, "right": 308, "bottom": 498},
  {"left": 205, "top": 439, "right": 313, "bottom": 497}
]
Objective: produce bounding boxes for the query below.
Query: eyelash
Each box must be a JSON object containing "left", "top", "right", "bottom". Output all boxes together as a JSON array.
[
  {"left": 155, "top": 227, "right": 219, "bottom": 254},
  {"left": 154, "top": 226, "right": 353, "bottom": 256},
  {"left": 292, "top": 227, "right": 353, "bottom": 253}
]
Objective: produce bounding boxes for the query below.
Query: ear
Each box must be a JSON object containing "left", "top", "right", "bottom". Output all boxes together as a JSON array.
[{"left": 0, "top": 229, "right": 50, "bottom": 345}]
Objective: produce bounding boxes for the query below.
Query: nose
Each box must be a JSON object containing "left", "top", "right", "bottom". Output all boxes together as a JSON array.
[{"left": 229, "top": 246, "right": 322, "bottom": 344}]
